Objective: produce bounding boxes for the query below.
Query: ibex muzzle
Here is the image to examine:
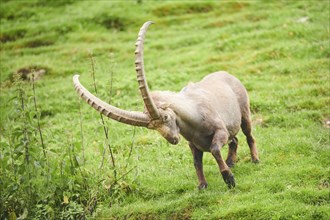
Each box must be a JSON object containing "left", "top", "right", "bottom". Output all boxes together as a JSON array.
[{"left": 73, "top": 21, "right": 260, "bottom": 189}]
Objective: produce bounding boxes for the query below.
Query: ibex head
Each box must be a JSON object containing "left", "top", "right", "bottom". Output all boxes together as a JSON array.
[
  {"left": 73, "top": 21, "right": 180, "bottom": 145},
  {"left": 147, "top": 102, "right": 180, "bottom": 145}
]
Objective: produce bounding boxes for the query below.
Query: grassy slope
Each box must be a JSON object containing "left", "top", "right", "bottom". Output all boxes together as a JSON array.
[{"left": 1, "top": 0, "right": 329, "bottom": 219}]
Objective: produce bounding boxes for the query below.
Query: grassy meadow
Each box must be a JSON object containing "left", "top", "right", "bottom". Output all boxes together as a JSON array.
[{"left": 0, "top": 0, "right": 329, "bottom": 219}]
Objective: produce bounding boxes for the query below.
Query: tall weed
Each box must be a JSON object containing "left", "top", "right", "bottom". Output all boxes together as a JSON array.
[{"left": 0, "top": 59, "right": 137, "bottom": 219}]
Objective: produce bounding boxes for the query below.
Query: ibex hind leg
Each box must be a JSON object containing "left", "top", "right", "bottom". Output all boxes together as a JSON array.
[
  {"left": 241, "top": 112, "right": 260, "bottom": 163},
  {"left": 226, "top": 137, "right": 238, "bottom": 168}
]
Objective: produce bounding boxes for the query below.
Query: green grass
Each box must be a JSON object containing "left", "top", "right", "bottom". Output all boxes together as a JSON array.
[{"left": 0, "top": 0, "right": 329, "bottom": 219}]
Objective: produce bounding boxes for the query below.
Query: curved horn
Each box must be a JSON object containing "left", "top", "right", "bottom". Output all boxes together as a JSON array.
[
  {"left": 135, "top": 21, "right": 160, "bottom": 119},
  {"left": 73, "top": 75, "right": 150, "bottom": 127}
]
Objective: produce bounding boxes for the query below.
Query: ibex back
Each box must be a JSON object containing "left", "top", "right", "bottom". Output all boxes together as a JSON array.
[{"left": 73, "top": 21, "right": 260, "bottom": 189}]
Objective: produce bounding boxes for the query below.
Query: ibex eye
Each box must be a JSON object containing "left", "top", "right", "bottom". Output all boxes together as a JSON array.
[{"left": 163, "top": 115, "right": 169, "bottom": 122}]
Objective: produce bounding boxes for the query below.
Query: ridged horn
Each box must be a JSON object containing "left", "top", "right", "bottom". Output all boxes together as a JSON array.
[
  {"left": 73, "top": 75, "right": 150, "bottom": 127},
  {"left": 135, "top": 21, "right": 160, "bottom": 119}
]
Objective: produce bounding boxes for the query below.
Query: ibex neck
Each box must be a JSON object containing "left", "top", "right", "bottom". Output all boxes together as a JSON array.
[{"left": 169, "top": 94, "right": 199, "bottom": 122}]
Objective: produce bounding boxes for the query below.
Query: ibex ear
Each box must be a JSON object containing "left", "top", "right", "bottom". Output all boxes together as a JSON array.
[{"left": 159, "top": 103, "right": 170, "bottom": 110}]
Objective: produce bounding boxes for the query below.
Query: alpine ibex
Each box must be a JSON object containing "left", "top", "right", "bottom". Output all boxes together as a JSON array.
[{"left": 73, "top": 21, "right": 259, "bottom": 189}]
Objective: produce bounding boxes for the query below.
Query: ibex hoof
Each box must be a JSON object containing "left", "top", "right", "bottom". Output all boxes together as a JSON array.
[
  {"left": 221, "top": 170, "right": 236, "bottom": 189},
  {"left": 198, "top": 183, "right": 208, "bottom": 190}
]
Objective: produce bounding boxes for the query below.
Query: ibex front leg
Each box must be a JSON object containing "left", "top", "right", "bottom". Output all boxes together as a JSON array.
[
  {"left": 211, "top": 129, "right": 235, "bottom": 188},
  {"left": 189, "top": 142, "right": 208, "bottom": 189}
]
